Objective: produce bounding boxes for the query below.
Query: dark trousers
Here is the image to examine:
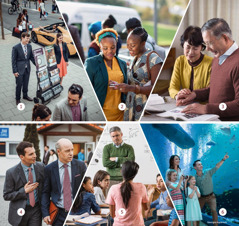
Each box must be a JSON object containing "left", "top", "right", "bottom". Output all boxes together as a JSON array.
[
  {"left": 15, "top": 68, "right": 30, "bottom": 100},
  {"left": 18, "top": 204, "right": 42, "bottom": 226},
  {"left": 52, "top": 208, "right": 68, "bottom": 226},
  {"left": 40, "top": 10, "right": 44, "bottom": 18}
]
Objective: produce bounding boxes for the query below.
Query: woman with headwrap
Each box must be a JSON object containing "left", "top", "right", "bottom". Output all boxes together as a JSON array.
[{"left": 84, "top": 28, "right": 127, "bottom": 121}]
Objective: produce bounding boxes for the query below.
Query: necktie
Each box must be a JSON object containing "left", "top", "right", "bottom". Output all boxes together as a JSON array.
[
  {"left": 24, "top": 45, "right": 27, "bottom": 59},
  {"left": 63, "top": 164, "right": 72, "bottom": 211},
  {"left": 28, "top": 168, "right": 35, "bottom": 207}
]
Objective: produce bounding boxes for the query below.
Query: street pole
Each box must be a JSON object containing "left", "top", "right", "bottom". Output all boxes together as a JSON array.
[
  {"left": 0, "top": 1, "right": 5, "bottom": 40},
  {"left": 154, "top": 0, "right": 158, "bottom": 44}
]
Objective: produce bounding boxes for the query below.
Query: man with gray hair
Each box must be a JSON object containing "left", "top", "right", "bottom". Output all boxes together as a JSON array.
[
  {"left": 41, "top": 138, "right": 86, "bottom": 225},
  {"left": 102, "top": 126, "right": 135, "bottom": 187},
  {"left": 176, "top": 18, "right": 239, "bottom": 121}
]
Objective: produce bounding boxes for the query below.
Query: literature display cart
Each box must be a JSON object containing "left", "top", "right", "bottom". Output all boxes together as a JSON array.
[{"left": 33, "top": 46, "right": 63, "bottom": 105}]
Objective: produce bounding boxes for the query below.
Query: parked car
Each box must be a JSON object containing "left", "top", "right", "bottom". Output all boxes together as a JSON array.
[{"left": 31, "top": 22, "right": 76, "bottom": 56}]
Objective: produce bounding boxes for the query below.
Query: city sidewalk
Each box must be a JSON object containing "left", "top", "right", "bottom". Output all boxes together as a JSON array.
[{"left": 0, "top": 28, "right": 105, "bottom": 121}]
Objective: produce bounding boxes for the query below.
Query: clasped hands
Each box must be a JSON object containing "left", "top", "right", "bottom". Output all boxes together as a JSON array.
[{"left": 175, "top": 89, "right": 207, "bottom": 115}]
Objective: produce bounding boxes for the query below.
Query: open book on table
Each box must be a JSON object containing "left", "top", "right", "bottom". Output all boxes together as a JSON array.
[
  {"left": 156, "top": 106, "right": 219, "bottom": 121},
  {"left": 91, "top": 208, "right": 110, "bottom": 217},
  {"left": 66, "top": 213, "right": 103, "bottom": 224}
]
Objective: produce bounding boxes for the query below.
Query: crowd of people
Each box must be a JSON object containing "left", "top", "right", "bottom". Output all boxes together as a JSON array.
[
  {"left": 168, "top": 18, "right": 239, "bottom": 121},
  {"left": 165, "top": 154, "right": 229, "bottom": 226}
]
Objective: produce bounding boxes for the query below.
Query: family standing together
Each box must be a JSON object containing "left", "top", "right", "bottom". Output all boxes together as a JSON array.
[{"left": 165, "top": 154, "right": 229, "bottom": 226}]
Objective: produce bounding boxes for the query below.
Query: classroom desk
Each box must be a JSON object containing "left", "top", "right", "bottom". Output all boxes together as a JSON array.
[
  {"left": 65, "top": 209, "right": 111, "bottom": 226},
  {"left": 156, "top": 209, "right": 172, "bottom": 221}
]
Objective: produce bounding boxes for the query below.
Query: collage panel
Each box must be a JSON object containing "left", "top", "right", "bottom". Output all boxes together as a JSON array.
[
  {"left": 65, "top": 123, "right": 180, "bottom": 226},
  {"left": 0, "top": 2, "right": 105, "bottom": 121},
  {"left": 0, "top": 123, "right": 105, "bottom": 225},
  {"left": 143, "top": 0, "right": 239, "bottom": 122},
  {"left": 56, "top": 0, "right": 188, "bottom": 121},
  {"left": 141, "top": 123, "right": 239, "bottom": 225}
]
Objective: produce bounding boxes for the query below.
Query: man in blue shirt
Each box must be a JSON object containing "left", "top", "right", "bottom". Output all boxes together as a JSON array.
[
  {"left": 3, "top": 141, "right": 45, "bottom": 226},
  {"left": 193, "top": 154, "right": 229, "bottom": 225}
]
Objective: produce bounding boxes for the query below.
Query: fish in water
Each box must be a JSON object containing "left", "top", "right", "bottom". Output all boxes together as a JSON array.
[
  {"left": 220, "top": 126, "right": 231, "bottom": 135},
  {"left": 206, "top": 141, "right": 216, "bottom": 146},
  {"left": 230, "top": 135, "right": 236, "bottom": 144}
]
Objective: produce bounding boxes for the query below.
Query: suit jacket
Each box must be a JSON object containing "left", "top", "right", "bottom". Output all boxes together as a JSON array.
[
  {"left": 41, "top": 159, "right": 86, "bottom": 218},
  {"left": 3, "top": 162, "right": 45, "bottom": 226},
  {"left": 53, "top": 42, "right": 69, "bottom": 64},
  {"left": 42, "top": 151, "right": 50, "bottom": 165},
  {"left": 68, "top": 24, "right": 85, "bottom": 63},
  {"left": 87, "top": 151, "right": 93, "bottom": 165},
  {"left": 12, "top": 42, "right": 35, "bottom": 75},
  {"left": 52, "top": 97, "right": 88, "bottom": 121},
  {"left": 85, "top": 54, "right": 127, "bottom": 107}
]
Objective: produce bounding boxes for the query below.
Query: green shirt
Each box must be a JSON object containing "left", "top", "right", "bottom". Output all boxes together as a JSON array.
[
  {"left": 195, "top": 166, "right": 218, "bottom": 195},
  {"left": 102, "top": 143, "right": 135, "bottom": 181}
]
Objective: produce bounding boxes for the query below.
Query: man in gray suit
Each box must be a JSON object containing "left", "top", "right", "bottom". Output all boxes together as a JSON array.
[
  {"left": 12, "top": 32, "right": 36, "bottom": 105},
  {"left": 3, "top": 141, "right": 45, "bottom": 226},
  {"left": 52, "top": 84, "right": 88, "bottom": 121}
]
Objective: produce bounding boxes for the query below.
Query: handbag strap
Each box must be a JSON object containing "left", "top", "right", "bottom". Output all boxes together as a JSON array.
[{"left": 146, "top": 50, "right": 160, "bottom": 80}]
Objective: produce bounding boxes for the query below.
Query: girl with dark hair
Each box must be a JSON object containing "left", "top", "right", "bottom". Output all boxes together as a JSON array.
[
  {"left": 113, "top": 27, "right": 163, "bottom": 121},
  {"left": 169, "top": 26, "right": 213, "bottom": 99},
  {"left": 102, "top": 15, "right": 122, "bottom": 55},
  {"left": 167, "top": 169, "right": 185, "bottom": 226},
  {"left": 54, "top": 33, "right": 69, "bottom": 85},
  {"left": 106, "top": 161, "right": 149, "bottom": 225},
  {"left": 93, "top": 170, "right": 110, "bottom": 207},
  {"left": 85, "top": 28, "right": 127, "bottom": 121},
  {"left": 71, "top": 177, "right": 101, "bottom": 215},
  {"left": 32, "top": 104, "right": 52, "bottom": 121}
]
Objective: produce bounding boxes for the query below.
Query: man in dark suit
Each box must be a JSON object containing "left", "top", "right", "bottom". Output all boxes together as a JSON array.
[
  {"left": 42, "top": 145, "right": 50, "bottom": 165},
  {"left": 86, "top": 148, "right": 93, "bottom": 165},
  {"left": 3, "top": 141, "right": 45, "bottom": 226},
  {"left": 41, "top": 138, "right": 86, "bottom": 226},
  {"left": 12, "top": 32, "right": 36, "bottom": 105}
]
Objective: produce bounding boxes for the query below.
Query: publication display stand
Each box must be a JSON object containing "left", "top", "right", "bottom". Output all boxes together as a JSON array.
[{"left": 33, "top": 46, "right": 63, "bottom": 105}]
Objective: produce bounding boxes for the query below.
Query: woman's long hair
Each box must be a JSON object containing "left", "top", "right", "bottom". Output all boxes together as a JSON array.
[
  {"left": 71, "top": 177, "right": 91, "bottom": 213},
  {"left": 93, "top": 170, "right": 110, "bottom": 197},
  {"left": 120, "top": 161, "right": 139, "bottom": 208},
  {"left": 56, "top": 33, "right": 63, "bottom": 45},
  {"left": 169, "top": 155, "right": 181, "bottom": 170}
]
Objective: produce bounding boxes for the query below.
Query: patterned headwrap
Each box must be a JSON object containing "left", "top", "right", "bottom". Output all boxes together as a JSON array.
[{"left": 95, "top": 28, "right": 118, "bottom": 46}]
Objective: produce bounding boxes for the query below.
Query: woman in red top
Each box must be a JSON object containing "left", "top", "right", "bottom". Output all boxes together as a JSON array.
[{"left": 54, "top": 33, "right": 69, "bottom": 85}]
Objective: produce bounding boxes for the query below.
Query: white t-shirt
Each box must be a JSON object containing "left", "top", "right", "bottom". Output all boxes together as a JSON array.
[{"left": 94, "top": 186, "right": 105, "bottom": 205}]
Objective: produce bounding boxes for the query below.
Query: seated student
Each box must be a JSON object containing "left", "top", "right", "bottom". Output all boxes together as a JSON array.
[
  {"left": 71, "top": 177, "right": 101, "bottom": 215},
  {"left": 150, "top": 196, "right": 180, "bottom": 226},
  {"left": 93, "top": 170, "right": 110, "bottom": 207},
  {"left": 106, "top": 161, "right": 149, "bottom": 226},
  {"left": 145, "top": 174, "right": 172, "bottom": 226}
]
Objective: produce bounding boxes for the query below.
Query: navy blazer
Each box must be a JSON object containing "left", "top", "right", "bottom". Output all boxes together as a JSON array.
[
  {"left": 41, "top": 158, "right": 86, "bottom": 217},
  {"left": 85, "top": 54, "right": 127, "bottom": 107},
  {"left": 54, "top": 42, "right": 69, "bottom": 64},
  {"left": 12, "top": 43, "right": 35, "bottom": 75},
  {"left": 3, "top": 162, "right": 45, "bottom": 226}
]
